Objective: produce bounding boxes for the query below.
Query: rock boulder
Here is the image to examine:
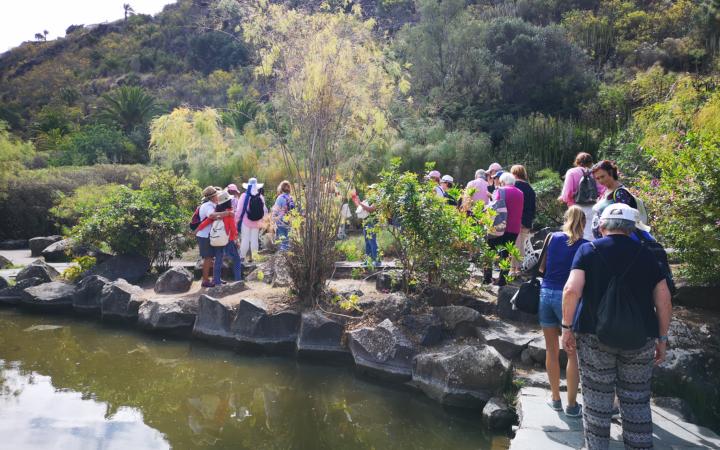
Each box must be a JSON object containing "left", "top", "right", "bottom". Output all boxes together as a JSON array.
[
  {"left": 348, "top": 319, "right": 416, "bottom": 381},
  {"left": 73, "top": 275, "right": 111, "bottom": 314},
  {"left": 496, "top": 285, "right": 537, "bottom": 324},
  {"left": 0, "top": 276, "right": 7, "bottom": 290},
  {"left": 399, "top": 313, "right": 443, "bottom": 346},
  {"left": 154, "top": 267, "right": 193, "bottom": 294},
  {"left": 138, "top": 298, "right": 199, "bottom": 334},
  {"left": 206, "top": 281, "right": 247, "bottom": 298},
  {"left": 230, "top": 298, "right": 300, "bottom": 352},
  {"left": 482, "top": 396, "right": 518, "bottom": 431},
  {"left": 29, "top": 235, "right": 63, "bottom": 257},
  {"left": 673, "top": 281, "right": 720, "bottom": 311},
  {"left": 434, "top": 305, "right": 488, "bottom": 338},
  {"left": 100, "top": 279, "right": 144, "bottom": 321},
  {"left": 296, "top": 310, "right": 349, "bottom": 359},
  {"left": 412, "top": 343, "right": 512, "bottom": 408},
  {"left": 192, "top": 295, "right": 238, "bottom": 346},
  {"left": 21, "top": 281, "right": 77, "bottom": 312},
  {"left": 87, "top": 255, "right": 150, "bottom": 283},
  {"left": 0, "top": 254, "right": 11, "bottom": 269},
  {"left": 15, "top": 260, "right": 59, "bottom": 283},
  {"left": 482, "top": 319, "right": 542, "bottom": 361},
  {"left": 0, "top": 277, "right": 44, "bottom": 306}
]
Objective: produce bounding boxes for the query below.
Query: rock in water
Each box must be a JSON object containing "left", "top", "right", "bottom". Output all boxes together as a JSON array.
[
  {"left": 100, "top": 279, "right": 144, "bottom": 321},
  {"left": 296, "top": 310, "right": 348, "bottom": 359},
  {"left": 28, "top": 235, "right": 63, "bottom": 257},
  {"left": 412, "top": 343, "right": 512, "bottom": 408},
  {"left": 482, "top": 397, "right": 517, "bottom": 431},
  {"left": 73, "top": 275, "right": 111, "bottom": 314},
  {"left": 154, "top": 267, "right": 193, "bottom": 294},
  {"left": 21, "top": 281, "right": 77, "bottom": 312},
  {"left": 0, "top": 277, "right": 44, "bottom": 306},
  {"left": 138, "top": 298, "right": 199, "bottom": 334},
  {"left": 192, "top": 294, "right": 238, "bottom": 345},
  {"left": 348, "top": 319, "right": 416, "bottom": 381},
  {"left": 86, "top": 255, "right": 150, "bottom": 283},
  {"left": 15, "top": 260, "right": 59, "bottom": 283},
  {"left": 230, "top": 298, "right": 300, "bottom": 352}
]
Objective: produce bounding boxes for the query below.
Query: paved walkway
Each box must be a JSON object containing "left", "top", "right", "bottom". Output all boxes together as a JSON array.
[{"left": 510, "top": 387, "right": 720, "bottom": 449}]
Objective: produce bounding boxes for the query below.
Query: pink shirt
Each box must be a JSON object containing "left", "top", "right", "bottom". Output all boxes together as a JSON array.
[
  {"left": 465, "top": 178, "right": 489, "bottom": 204},
  {"left": 560, "top": 166, "right": 606, "bottom": 206},
  {"left": 497, "top": 185, "right": 524, "bottom": 235},
  {"left": 235, "top": 192, "right": 268, "bottom": 229}
]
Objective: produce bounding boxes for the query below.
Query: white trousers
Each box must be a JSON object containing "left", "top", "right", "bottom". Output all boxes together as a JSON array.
[
  {"left": 580, "top": 204, "right": 595, "bottom": 241},
  {"left": 239, "top": 223, "right": 260, "bottom": 259}
]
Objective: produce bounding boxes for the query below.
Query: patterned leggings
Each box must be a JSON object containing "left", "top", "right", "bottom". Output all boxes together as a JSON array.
[{"left": 576, "top": 334, "right": 655, "bottom": 450}]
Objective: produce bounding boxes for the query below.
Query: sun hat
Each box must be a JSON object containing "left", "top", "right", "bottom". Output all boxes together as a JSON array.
[
  {"left": 216, "top": 190, "right": 232, "bottom": 205},
  {"left": 426, "top": 170, "right": 441, "bottom": 179},
  {"left": 600, "top": 203, "right": 650, "bottom": 231},
  {"left": 242, "top": 177, "right": 264, "bottom": 190},
  {"left": 202, "top": 186, "right": 218, "bottom": 199},
  {"left": 441, "top": 175, "right": 454, "bottom": 183},
  {"left": 226, "top": 183, "right": 240, "bottom": 194},
  {"left": 487, "top": 162, "right": 503, "bottom": 173}
]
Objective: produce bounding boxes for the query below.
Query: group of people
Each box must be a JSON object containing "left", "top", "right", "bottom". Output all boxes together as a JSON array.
[{"left": 193, "top": 178, "right": 295, "bottom": 288}]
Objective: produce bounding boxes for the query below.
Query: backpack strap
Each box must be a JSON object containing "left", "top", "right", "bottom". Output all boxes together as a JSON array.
[
  {"left": 535, "top": 233, "right": 553, "bottom": 277},
  {"left": 238, "top": 191, "right": 252, "bottom": 225}
]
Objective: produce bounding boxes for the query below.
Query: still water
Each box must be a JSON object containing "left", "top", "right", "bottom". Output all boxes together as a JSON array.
[{"left": 0, "top": 309, "right": 508, "bottom": 450}]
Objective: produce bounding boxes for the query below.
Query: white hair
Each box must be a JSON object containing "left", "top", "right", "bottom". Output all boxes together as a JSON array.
[
  {"left": 599, "top": 218, "right": 636, "bottom": 234},
  {"left": 475, "top": 169, "right": 486, "bottom": 179},
  {"left": 499, "top": 172, "right": 516, "bottom": 186}
]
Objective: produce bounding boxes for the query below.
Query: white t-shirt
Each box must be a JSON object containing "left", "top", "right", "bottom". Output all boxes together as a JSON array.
[{"left": 195, "top": 201, "right": 216, "bottom": 238}]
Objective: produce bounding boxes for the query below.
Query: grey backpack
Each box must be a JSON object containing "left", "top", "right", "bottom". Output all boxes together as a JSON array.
[{"left": 574, "top": 169, "right": 598, "bottom": 205}]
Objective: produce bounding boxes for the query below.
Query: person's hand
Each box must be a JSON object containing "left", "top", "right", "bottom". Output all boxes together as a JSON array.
[
  {"left": 654, "top": 341, "right": 667, "bottom": 365},
  {"left": 561, "top": 329, "right": 576, "bottom": 354}
]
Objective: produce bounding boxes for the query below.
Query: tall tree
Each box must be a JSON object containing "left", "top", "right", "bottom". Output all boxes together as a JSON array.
[
  {"left": 99, "top": 86, "right": 157, "bottom": 134},
  {"left": 123, "top": 3, "right": 135, "bottom": 21}
]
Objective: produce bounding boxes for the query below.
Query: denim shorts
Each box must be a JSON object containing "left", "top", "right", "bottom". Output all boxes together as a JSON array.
[{"left": 538, "top": 287, "right": 563, "bottom": 328}]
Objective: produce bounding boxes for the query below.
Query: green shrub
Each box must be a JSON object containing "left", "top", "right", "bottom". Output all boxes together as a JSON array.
[
  {"left": 61, "top": 256, "right": 97, "bottom": 282},
  {"left": 50, "top": 184, "right": 124, "bottom": 234},
  {"left": 0, "top": 164, "right": 151, "bottom": 240},
  {"left": 374, "top": 159, "right": 517, "bottom": 292},
  {"left": 72, "top": 169, "right": 200, "bottom": 270},
  {"left": 533, "top": 168, "right": 565, "bottom": 230},
  {"left": 52, "top": 124, "right": 139, "bottom": 166}
]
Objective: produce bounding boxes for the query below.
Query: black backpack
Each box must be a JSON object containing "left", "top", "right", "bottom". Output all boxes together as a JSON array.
[
  {"left": 592, "top": 242, "right": 648, "bottom": 350},
  {"left": 246, "top": 193, "right": 265, "bottom": 221},
  {"left": 635, "top": 231, "right": 677, "bottom": 295},
  {"left": 574, "top": 169, "right": 598, "bottom": 205}
]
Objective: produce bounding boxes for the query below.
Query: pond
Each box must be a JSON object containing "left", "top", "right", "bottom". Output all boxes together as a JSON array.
[{"left": 0, "top": 309, "right": 509, "bottom": 450}]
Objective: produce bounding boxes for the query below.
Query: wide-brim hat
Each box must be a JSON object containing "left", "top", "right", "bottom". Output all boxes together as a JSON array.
[
  {"left": 215, "top": 190, "right": 231, "bottom": 205},
  {"left": 242, "top": 177, "right": 264, "bottom": 190},
  {"left": 487, "top": 162, "right": 503, "bottom": 173},
  {"left": 202, "top": 186, "right": 218, "bottom": 199},
  {"left": 226, "top": 183, "right": 240, "bottom": 194}
]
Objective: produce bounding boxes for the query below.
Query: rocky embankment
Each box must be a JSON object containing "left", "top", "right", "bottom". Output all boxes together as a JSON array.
[{"left": 1, "top": 251, "right": 717, "bottom": 435}]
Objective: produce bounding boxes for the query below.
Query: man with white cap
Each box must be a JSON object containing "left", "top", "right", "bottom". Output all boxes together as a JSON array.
[
  {"left": 439, "top": 174, "right": 458, "bottom": 206},
  {"left": 561, "top": 203, "right": 672, "bottom": 450},
  {"left": 426, "top": 169, "right": 444, "bottom": 197}
]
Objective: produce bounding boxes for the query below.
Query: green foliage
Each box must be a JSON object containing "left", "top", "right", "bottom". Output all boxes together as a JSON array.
[
  {"left": 99, "top": 86, "right": 158, "bottom": 134},
  {"left": 188, "top": 31, "right": 248, "bottom": 74},
  {"left": 61, "top": 256, "right": 97, "bottom": 282},
  {"left": 332, "top": 293, "right": 362, "bottom": 312},
  {"left": 533, "top": 168, "right": 565, "bottom": 229},
  {"left": 72, "top": 169, "right": 200, "bottom": 270},
  {"left": 374, "top": 159, "right": 514, "bottom": 292},
  {"left": 50, "top": 184, "right": 124, "bottom": 234},
  {"left": 0, "top": 122, "right": 35, "bottom": 191},
  {"left": 500, "top": 113, "right": 602, "bottom": 173},
  {"left": 52, "top": 124, "right": 138, "bottom": 166},
  {"left": 634, "top": 76, "right": 720, "bottom": 284},
  {"left": 391, "top": 118, "right": 493, "bottom": 183}
]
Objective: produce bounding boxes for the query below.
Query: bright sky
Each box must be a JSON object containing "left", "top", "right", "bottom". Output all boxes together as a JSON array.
[{"left": 0, "top": 0, "right": 177, "bottom": 53}]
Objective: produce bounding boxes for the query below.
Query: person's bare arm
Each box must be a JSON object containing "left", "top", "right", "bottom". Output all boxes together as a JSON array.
[
  {"left": 653, "top": 279, "right": 672, "bottom": 364},
  {"left": 561, "top": 269, "right": 585, "bottom": 353},
  {"left": 359, "top": 202, "right": 376, "bottom": 213}
]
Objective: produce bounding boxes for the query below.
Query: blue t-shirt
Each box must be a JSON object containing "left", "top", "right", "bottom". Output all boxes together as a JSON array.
[
  {"left": 541, "top": 232, "right": 587, "bottom": 290},
  {"left": 570, "top": 234, "right": 663, "bottom": 336}
]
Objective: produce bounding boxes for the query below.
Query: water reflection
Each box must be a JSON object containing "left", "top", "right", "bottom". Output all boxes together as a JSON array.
[
  {"left": 0, "top": 363, "right": 169, "bottom": 450},
  {"left": 0, "top": 309, "right": 508, "bottom": 449}
]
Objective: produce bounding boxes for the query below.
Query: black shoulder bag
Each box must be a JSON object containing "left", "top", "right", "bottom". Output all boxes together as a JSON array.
[
  {"left": 591, "top": 242, "right": 647, "bottom": 350},
  {"left": 511, "top": 234, "right": 552, "bottom": 314}
]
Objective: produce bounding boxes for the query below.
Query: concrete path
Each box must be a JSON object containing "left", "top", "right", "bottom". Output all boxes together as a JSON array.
[{"left": 510, "top": 387, "right": 720, "bottom": 449}]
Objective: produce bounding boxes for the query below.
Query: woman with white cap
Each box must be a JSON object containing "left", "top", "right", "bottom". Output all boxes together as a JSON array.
[
  {"left": 236, "top": 177, "right": 268, "bottom": 263},
  {"left": 426, "top": 170, "right": 444, "bottom": 197},
  {"left": 439, "top": 175, "right": 458, "bottom": 206}
]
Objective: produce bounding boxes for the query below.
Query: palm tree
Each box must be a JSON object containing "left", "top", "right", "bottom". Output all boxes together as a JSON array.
[
  {"left": 221, "top": 98, "right": 260, "bottom": 133},
  {"left": 99, "top": 86, "right": 157, "bottom": 134},
  {"left": 123, "top": 3, "right": 135, "bottom": 21},
  {"left": 34, "top": 33, "right": 44, "bottom": 41}
]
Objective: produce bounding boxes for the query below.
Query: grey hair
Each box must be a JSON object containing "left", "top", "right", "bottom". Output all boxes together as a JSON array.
[
  {"left": 599, "top": 218, "right": 636, "bottom": 234},
  {"left": 475, "top": 169, "right": 486, "bottom": 179},
  {"left": 499, "top": 172, "right": 516, "bottom": 186}
]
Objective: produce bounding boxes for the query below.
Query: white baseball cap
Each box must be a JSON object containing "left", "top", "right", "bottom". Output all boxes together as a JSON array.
[
  {"left": 600, "top": 203, "right": 650, "bottom": 231},
  {"left": 441, "top": 175, "right": 454, "bottom": 183}
]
